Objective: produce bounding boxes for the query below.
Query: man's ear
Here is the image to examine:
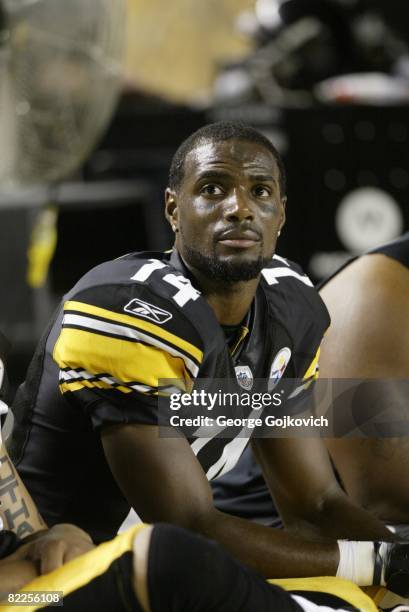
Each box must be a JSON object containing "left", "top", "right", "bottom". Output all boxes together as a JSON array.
[
  {"left": 279, "top": 196, "right": 287, "bottom": 232},
  {"left": 165, "top": 188, "right": 178, "bottom": 232}
]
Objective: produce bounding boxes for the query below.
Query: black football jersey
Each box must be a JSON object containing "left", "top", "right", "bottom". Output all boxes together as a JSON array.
[
  {"left": 316, "top": 232, "right": 409, "bottom": 291},
  {"left": 370, "top": 232, "right": 409, "bottom": 268},
  {"left": 9, "top": 249, "right": 329, "bottom": 542}
]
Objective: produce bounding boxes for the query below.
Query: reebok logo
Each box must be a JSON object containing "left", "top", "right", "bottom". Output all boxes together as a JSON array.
[{"left": 124, "top": 298, "right": 172, "bottom": 324}]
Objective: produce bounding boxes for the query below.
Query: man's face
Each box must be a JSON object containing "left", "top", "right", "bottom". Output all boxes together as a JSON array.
[{"left": 166, "top": 138, "right": 286, "bottom": 282}]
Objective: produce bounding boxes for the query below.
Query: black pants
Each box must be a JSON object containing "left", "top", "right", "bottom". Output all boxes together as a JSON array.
[
  {"left": 148, "top": 524, "right": 302, "bottom": 612},
  {"left": 31, "top": 524, "right": 359, "bottom": 611}
]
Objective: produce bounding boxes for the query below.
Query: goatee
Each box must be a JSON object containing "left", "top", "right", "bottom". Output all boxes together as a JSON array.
[{"left": 183, "top": 244, "right": 271, "bottom": 283}]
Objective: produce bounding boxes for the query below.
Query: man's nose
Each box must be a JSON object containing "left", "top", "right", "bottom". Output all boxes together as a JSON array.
[{"left": 223, "top": 190, "right": 254, "bottom": 222}]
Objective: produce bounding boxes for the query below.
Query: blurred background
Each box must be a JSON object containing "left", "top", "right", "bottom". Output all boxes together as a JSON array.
[{"left": 1, "top": 0, "right": 408, "bottom": 392}]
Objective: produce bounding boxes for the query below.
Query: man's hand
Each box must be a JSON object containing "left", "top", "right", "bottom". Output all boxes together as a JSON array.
[
  {"left": 0, "top": 559, "right": 39, "bottom": 594},
  {"left": 8, "top": 524, "right": 95, "bottom": 575}
]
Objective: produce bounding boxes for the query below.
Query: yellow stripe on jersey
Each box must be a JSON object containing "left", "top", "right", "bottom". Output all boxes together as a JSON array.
[
  {"left": 303, "top": 346, "right": 320, "bottom": 380},
  {"left": 6, "top": 524, "right": 148, "bottom": 612},
  {"left": 287, "top": 345, "right": 321, "bottom": 401},
  {"left": 64, "top": 300, "right": 203, "bottom": 365},
  {"left": 54, "top": 328, "right": 191, "bottom": 394},
  {"left": 269, "top": 576, "right": 377, "bottom": 611}
]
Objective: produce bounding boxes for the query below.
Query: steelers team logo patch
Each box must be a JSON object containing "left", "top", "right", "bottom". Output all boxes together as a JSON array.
[{"left": 269, "top": 347, "right": 292, "bottom": 386}]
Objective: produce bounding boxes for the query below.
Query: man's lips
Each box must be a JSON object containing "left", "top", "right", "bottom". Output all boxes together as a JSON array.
[
  {"left": 216, "top": 229, "right": 261, "bottom": 249},
  {"left": 218, "top": 239, "right": 259, "bottom": 248}
]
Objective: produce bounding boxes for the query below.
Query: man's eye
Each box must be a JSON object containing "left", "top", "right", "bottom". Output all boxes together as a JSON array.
[
  {"left": 201, "top": 184, "right": 223, "bottom": 196},
  {"left": 253, "top": 185, "right": 271, "bottom": 197}
]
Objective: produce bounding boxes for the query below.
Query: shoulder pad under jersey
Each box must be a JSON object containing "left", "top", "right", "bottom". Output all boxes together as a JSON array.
[
  {"left": 260, "top": 254, "right": 330, "bottom": 355},
  {"left": 59, "top": 252, "right": 222, "bottom": 379}
]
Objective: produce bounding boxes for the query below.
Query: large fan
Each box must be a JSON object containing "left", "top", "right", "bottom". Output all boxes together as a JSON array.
[{"left": 0, "top": 0, "right": 125, "bottom": 188}]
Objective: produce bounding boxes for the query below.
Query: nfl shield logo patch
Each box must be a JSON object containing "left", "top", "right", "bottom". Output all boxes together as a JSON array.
[{"left": 234, "top": 365, "right": 254, "bottom": 390}]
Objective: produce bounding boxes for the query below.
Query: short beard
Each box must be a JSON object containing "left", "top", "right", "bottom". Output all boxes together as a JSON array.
[{"left": 183, "top": 244, "right": 271, "bottom": 283}]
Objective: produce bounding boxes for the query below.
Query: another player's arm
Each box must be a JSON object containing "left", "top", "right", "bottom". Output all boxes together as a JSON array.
[
  {"left": 0, "top": 443, "right": 45, "bottom": 538},
  {"left": 0, "top": 445, "right": 94, "bottom": 588},
  {"left": 251, "top": 434, "right": 395, "bottom": 542},
  {"left": 319, "top": 253, "right": 409, "bottom": 521},
  {"left": 102, "top": 422, "right": 339, "bottom": 579}
]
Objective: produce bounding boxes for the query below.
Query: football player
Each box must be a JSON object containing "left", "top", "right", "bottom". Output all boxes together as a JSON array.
[
  {"left": 320, "top": 233, "right": 409, "bottom": 523},
  {"left": 0, "top": 332, "right": 381, "bottom": 612},
  {"left": 7, "top": 122, "right": 405, "bottom": 586}
]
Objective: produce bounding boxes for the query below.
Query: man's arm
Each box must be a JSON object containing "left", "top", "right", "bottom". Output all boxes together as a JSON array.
[
  {"left": 319, "top": 253, "right": 409, "bottom": 522},
  {"left": 0, "top": 444, "right": 45, "bottom": 538},
  {"left": 102, "top": 422, "right": 340, "bottom": 578},
  {"left": 252, "top": 435, "right": 395, "bottom": 541},
  {"left": 0, "top": 444, "right": 94, "bottom": 575}
]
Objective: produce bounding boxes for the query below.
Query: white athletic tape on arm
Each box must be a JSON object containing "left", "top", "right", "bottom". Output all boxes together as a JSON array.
[{"left": 336, "top": 540, "right": 387, "bottom": 586}]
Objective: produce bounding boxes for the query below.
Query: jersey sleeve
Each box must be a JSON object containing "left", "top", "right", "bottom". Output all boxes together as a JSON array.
[
  {"left": 264, "top": 255, "right": 330, "bottom": 417},
  {"left": 282, "top": 344, "right": 322, "bottom": 417},
  {"left": 52, "top": 284, "right": 204, "bottom": 430},
  {"left": 285, "top": 296, "right": 329, "bottom": 417}
]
